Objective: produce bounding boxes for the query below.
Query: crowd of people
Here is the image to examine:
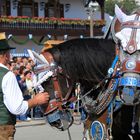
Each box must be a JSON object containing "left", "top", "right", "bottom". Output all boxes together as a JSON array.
[{"left": 8, "top": 56, "right": 43, "bottom": 121}]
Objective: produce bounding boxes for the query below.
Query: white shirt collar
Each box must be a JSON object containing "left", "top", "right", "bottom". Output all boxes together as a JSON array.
[{"left": 0, "top": 63, "right": 9, "bottom": 70}]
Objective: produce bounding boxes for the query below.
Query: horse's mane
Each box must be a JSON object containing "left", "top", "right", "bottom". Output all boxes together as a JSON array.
[{"left": 47, "top": 38, "right": 115, "bottom": 84}]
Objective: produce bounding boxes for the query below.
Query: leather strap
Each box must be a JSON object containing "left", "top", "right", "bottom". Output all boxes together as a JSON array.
[
  {"left": 121, "top": 59, "right": 140, "bottom": 73},
  {"left": 41, "top": 51, "right": 74, "bottom": 114},
  {"left": 121, "top": 15, "right": 139, "bottom": 54},
  {"left": 44, "top": 99, "right": 61, "bottom": 115},
  {"left": 121, "top": 21, "right": 140, "bottom": 29}
]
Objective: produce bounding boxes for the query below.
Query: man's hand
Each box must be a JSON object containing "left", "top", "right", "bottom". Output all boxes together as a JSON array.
[
  {"left": 28, "top": 92, "right": 50, "bottom": 108},
  {"left": 34, "top": 92, "right": 50, "bottom": 105}
]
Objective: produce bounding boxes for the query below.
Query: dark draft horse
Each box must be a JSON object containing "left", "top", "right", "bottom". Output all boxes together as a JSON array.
[
  {"left": 41, "top": 38, "right": 139, "bottom": 140},
  {"left": 31, "top": 5, "right": 140, "bottom": 140}
]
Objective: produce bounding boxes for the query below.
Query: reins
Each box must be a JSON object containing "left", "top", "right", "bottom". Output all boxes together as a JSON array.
[
  {"left": 73, "top": 76, "right": 110, "bottom": 104},
  {"left": 73, "top": 53, "right": 120, "bottom": 106}
]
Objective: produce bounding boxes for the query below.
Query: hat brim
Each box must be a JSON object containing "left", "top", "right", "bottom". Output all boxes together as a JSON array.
[
  {"left": 0, "top": 46, "right": 15, "bottom": 51},
  {"left": 0, "top": 39, "right": 15, "bottom": 51},
  {"left": 8, "top": 46, "right": 16, "bottom": 50},
  {"left": 5, "top": 46, "right": 15, "bottom": 50}
]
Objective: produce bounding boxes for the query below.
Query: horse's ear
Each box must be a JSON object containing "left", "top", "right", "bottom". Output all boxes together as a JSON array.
[{"left": 115, "top": 4, "right": 127, "bottom": 23}]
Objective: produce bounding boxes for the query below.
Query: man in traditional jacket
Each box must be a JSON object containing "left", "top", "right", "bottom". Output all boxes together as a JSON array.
[{"left": 0, "top": 32, "right": 50, "bottom": 140}]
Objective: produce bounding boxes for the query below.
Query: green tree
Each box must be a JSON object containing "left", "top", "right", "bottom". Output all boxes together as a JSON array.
[{"left": 105, "top": 0, "right": 139, "bottom": 16}]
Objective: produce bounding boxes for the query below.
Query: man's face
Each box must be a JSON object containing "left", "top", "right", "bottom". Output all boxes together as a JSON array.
[{"left": 5, "top": 50, "right": 10, "bottom": 63}]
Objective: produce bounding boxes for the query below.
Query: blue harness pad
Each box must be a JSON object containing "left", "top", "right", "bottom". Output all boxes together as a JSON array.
[{"left": 119, "top": 77, "right": 140, "bottom": 87}]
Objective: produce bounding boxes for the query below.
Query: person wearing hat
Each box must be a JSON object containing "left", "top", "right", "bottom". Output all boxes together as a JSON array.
[{"left": 0, "top": 32, "right": 50, "bottom": 140}]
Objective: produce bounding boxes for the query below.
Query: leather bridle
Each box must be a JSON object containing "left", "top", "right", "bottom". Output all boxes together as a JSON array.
[
  {"left": 121, "top": 14, "right": 140, "bottom": 54},
  {"left": 41, "top": 51, "right": 76, "bottom": 115},
  {"left": 117, "top": 13, "right": 140, "bottom": 106}
]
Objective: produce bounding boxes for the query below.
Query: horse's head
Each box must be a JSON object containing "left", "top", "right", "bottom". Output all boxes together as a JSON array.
[
  {"left": 115, "top": 5, "right": 140, "bottom": 53},
  {"left": 41, "top": 51, "right": 76, "bottom": 131},
  {"left": 114, "top": 5, "right": 140, "bottom": 105},
  {"left": 40, "top": 38, "right": 115, "bottom": 116},
  {"left": 28, "top": 49, "right": 75, "bottom": 131}
]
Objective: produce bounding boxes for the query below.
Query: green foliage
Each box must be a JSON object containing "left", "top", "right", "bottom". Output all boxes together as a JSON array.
[{"left": 105, "top": 0, "right": 139, "bottom": 16}]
